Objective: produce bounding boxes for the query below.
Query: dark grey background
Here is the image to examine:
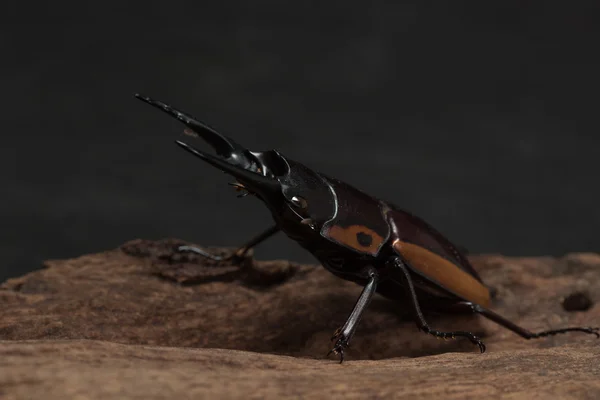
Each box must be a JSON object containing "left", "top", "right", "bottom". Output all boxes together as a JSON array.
[{"left": 2, "top": 1, "right": 599, "bottom": 282}]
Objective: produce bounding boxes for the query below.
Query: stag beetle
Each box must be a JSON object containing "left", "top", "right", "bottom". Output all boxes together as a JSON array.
[{"left": 135, "top": 94, "right": 599, "bottom": 363}]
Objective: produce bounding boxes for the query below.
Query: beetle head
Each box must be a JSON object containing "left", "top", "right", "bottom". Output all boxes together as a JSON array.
[
  {"left": 135, "top": 94, "right": 336, "bottom": 230},
  {"left": 275, "top": 161, "right": 337, "bottom": 231}
]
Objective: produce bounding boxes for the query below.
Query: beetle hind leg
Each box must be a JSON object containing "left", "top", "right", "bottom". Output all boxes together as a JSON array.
[
  {"left": 453, "top": 302, "right": 600, "bottom": 340},
  {"left": 526, "top": 326, "right": 599, "bottom": 339},
  {"left": 389, "top": 257, "right": 487, "bottom": 353}
]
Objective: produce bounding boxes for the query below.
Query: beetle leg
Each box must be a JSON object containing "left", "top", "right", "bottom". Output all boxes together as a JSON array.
[
  {"left": 328, "top": 267, "right": 379, "bottom": 363},
  {"left": 178, "top": 224, "right": 280, "bottom": 263},
  {"left": 389, "top": 257, "right": 487, "bottom": 353},
  {"left": 452, "top": 302, "right": 600, "bottom": 340}
]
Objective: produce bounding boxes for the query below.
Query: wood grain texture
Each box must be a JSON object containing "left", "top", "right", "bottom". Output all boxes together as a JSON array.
[
  {"left": 0, "top": 239, "right": 599, "bottom": 399},
  {"left": 0, "top": 340, "right": 599, "bottom": 400}
]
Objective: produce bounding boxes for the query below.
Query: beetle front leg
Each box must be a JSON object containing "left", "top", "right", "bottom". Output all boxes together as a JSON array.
[
  {"left": 328, "top": 267, "right": 379, "bottom": 363},
  {"left": 389, "top": 257, "right": 486, "bottom": 353},
  {"left": 178, "top": 224, "right": 280, "bottom": 263}
]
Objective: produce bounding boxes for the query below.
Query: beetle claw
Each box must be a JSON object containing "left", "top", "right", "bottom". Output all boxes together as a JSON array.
[
  {"left": 476, "top": 340, "right": 486, "bottom": 353},
  {"left": 464, "top": 335, "right": 486, "bottom": 353},
  {"left": 327, "top": 343, "right": 346, "bottom": 364},
  {"left": 328, "top": 330, "right": 349, "bottom": 363},
  {"left": 465, "top": 335, "right": 486, "bottom": 353}
]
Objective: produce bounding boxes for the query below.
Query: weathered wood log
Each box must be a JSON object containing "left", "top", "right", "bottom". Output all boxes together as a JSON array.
[{"left": 0, "top": 239, "right": 598, "bottom": 399}]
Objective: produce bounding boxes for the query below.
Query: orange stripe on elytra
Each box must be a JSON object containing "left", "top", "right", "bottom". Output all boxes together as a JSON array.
[
  {"left": 325, "top": 224, "right": 385, "bottom": 255},
  {"left": 393, "top": 239, "right": 490, "bottom": 307}
]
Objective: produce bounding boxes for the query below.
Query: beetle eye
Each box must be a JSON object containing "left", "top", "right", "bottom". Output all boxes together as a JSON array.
[{"left": 290, "top": 195, "right": 308, "bottom": 209}]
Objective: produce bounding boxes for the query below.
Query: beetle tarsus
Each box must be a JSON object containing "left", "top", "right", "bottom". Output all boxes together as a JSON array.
[
  {"left": 326, "top": 348, "right": 345, "bottom": 363},
  {"left": 178, "top": 245, "right": 226, "bottom": 261},
  {"left": 526, "top": 326, "right": 600, "bottom": 339},
  {"left": 451, "top": 301, "right": 600, "bottom": 341},
  {"left": 422, "top": 327, "right": 486, "bottom": 353},
  {"left": 327, "top": 335, "right": 348, "bottom": 364},
  {"left": 177, "top": 245, "right": 244, "bottom": 263},
  {"left": 177, "top": 224, "right": 281, "bottom": 264}
]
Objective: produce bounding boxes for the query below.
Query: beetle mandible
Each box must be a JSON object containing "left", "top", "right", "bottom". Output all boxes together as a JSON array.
[{"left": 135, "top": 94, "right": 599, "bottom": 363}]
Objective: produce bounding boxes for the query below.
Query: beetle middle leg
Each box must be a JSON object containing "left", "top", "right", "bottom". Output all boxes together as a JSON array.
[
  {"left": 178, "top": 224, "right": 280, "bottom": 263},
  {"left": 328, "top": 267, "right": 380, "bottom": 363},
  {"left": 389, "top": 257, "right": 487, "bottom": 353}
]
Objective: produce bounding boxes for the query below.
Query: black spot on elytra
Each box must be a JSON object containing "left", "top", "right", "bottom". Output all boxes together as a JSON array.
[
  {"left": 356, "top": 232, "right": 373, "bottom": 247},
  {"left": 562, "top": 292, "right": 593, "bottom": 312}
]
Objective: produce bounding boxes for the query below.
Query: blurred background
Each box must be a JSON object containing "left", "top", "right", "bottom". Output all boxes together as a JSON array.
[{"left": 2, "top": 1, "right": 599, "bottom": 282}]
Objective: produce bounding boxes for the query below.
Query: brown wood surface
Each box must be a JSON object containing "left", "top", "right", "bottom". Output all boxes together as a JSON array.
[
  {"left": 0, "top": 238, "right": 599, "bottom": 399},
  {"left": 1, "top": 340, "right": 599, "bottom": 400}
]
